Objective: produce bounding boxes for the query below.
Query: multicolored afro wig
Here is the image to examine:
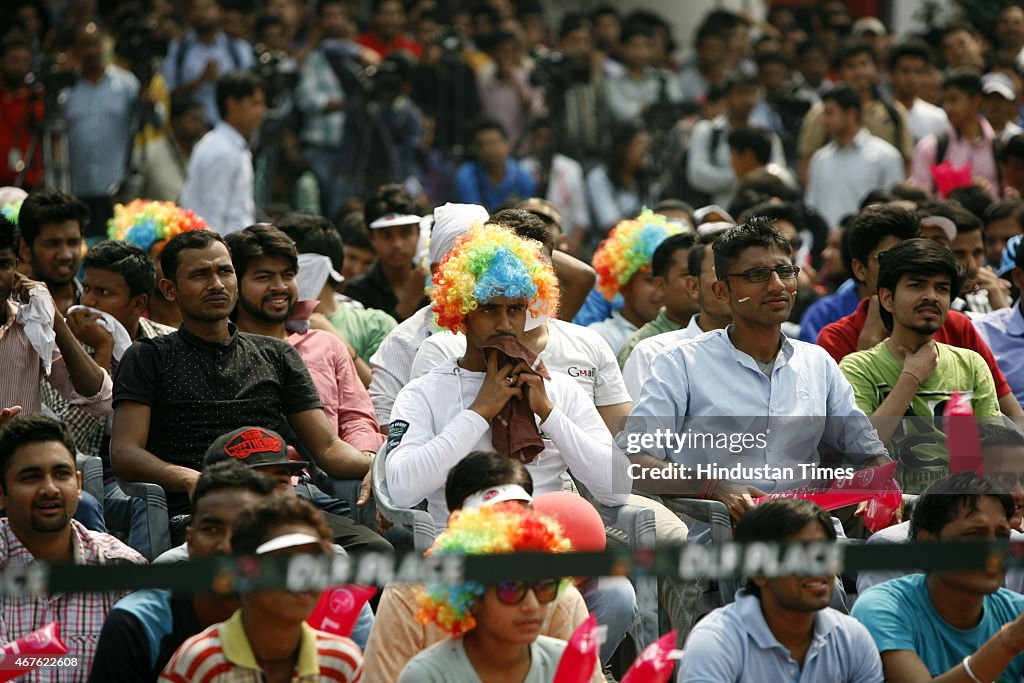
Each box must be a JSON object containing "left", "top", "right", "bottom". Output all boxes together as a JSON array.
[
  {"left": 416, "top": 502, "right": 571, "bottom": 637},
  {"left": 430, "top": 222, "right": 559, "bottom": 334},
  {"left": 593, "top": 208, "right": 682, "bottom": 301},
  {"left": 107, "top": 200, "right": 209, "bottom": 258}
]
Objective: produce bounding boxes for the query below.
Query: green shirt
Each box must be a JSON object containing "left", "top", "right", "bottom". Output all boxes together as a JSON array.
[
  {"left": 839, "top": 340, "right": 1000, "bottom": 493},
  {"left": 328, "top": 304, "right": 398, "bottom": 361},
  {"left": 616, "top": 309, "right": 683, "bottom": 368}
]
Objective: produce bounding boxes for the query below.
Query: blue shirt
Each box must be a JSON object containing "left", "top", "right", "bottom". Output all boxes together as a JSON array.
[
  {"left": 572, "top": 287, "right": 623, "bottom": 327},
  {"left": 852, "top": 574, "right": 1024, "bottom": 681},
  {"left": 63, "top": 65, "right": 139, "bottom": 196},
  {"left": 799, "top": 279, "right": 862, "bottom": 343},
  {"left": 454, "top": 158, "right": 537, "bottom": 212},
  {"left": 974, "top": 300, "right": 1024, "bottom": 406},
  {"left": 618, "top": 327, "right": 887, "bottom": 486},
  {"left": 162, "top": 31, "right": 255, "bottom": 125},
  {"left": 679, "top": 591, "right": 883, "bottom": 683}
]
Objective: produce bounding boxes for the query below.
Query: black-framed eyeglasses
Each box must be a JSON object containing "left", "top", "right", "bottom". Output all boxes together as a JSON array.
[
  {"left": 494, "top": 578, "right": 561, "bottom": 605},
  {"left": 724, "top": 265, "right": 801, "bottom": 283}
]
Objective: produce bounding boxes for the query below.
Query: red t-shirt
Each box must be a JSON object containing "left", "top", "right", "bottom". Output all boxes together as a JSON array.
[
  {"left": 817, "top": 297, "right": 1012, "bottom": 397},
  {"left": 356, "top": 32, "right": 423, "bottom": 59}
]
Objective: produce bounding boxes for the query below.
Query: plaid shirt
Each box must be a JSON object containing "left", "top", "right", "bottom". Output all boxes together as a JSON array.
[
  {"left": 42, "top": 317, "right": 176, "bottom": 458},
  {"left": 160, "top": 609, "right": 362, "bottom": 683},
  {"left": 295, "top": 47, "right": 348, "bottom": 147},
  {"left": 0, "top": 519, "right": 147, "bottom": 682}
]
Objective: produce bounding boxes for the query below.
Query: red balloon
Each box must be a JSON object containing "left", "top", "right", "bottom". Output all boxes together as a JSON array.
[
  {"left": 553, "top": 615, "right": 600, "bottom": 683},
  {"left": 533, "top": 492, "right": 606, "bottom": 552},
  {"left": 621, "top": 631, "right": 679, "bottom": 683},
  {"left": 307, "top": 585, "right": 377, "bottom": 637}
]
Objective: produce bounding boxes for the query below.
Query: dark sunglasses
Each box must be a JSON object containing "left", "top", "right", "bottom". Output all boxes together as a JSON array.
[{"left": 494, "top": 578, "right": 561, "bottom": 606}]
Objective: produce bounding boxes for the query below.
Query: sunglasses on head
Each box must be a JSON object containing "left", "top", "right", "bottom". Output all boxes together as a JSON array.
[{"left": 494, "top": 578, "right": 561, "bottom": 606}]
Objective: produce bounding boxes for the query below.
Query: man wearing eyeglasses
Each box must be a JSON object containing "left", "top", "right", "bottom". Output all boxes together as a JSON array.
[
  {"left": 619, "top": 218, "right": 889, "bottom": 523},
  {"left": 839, "top": 239, "right": 1000, "bottom": 494}
]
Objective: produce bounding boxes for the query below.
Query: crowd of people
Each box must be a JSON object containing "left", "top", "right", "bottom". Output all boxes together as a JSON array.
[{"left": 4, "top": 0, "right": 1024, "bottom": 682}]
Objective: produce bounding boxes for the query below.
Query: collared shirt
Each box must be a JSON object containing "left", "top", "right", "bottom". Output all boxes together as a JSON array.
[
  {"left": 113, "top": 324, "right": 321, "bottom": 514},
  {"left": 906, "top": 98, "right": 948, "bottom": 143},
  {"left": 617, "top": 308, "right": 683, "bottom": 368},
  {"left": 0, "top": 300, "right": 112, "bottom": 419},
  {"left": 678, "top": 591, "right": 883, "bottom": 683},
  {"left": 162, "top": 31, "right": 255, "bottom": 125},
  {"left": 910, "top": 118, "right": 1001, "bottom": 195},
  {"left": 368, "top": 305, "right": 437, "bottom": 425},
  {"left": 0, "top": 519, "right": 146, "bottom": 683},
  {"left": 798, "top": 279, "right": 862, "bottom": 343},
  {"left": 179, "top": 122, "right": 254, "bottom": 235},
  {"left": 687, "top": 114, "right": 790, "bottom": 208},
  {"left": 287, "top": 328, "right": 383, "bottom": 453},
  {"left": 799, "top": 98, "right": 914, "bottom": 162},
  {"left": 587, "top": 309, "right": 638, "bottom": 357},
  {"left": 453, "top": 158, "right": 538, "bottom": 213},
  {"left": 974, "top": 300, "right": 1024, "bottom": 406},
  {"left": 806, "top": 128, "right": 906, "bottom": 228},
  {"left": 63, "top": 65, "right": 140, "bottom": 197},
  {"left": 158, "top": 609, "right": 363, "bottom": 682},
  {"left": 343, "top": 261, "right": 429, "bottom": 323},
  {"left": 619, "top": 326, "right": 887, "bottom": 483},
  {"left": 816, "top": 297, "right": 1012, "bottom": 398},
  {"left": 295, "top": 47, "right": 347, "bottom": 147},
  {"left": 477, "top": 64, "right": 545, "bottom": 154},
  {"left": 621, "top": 313, "right": 708, "bottom": 403}
]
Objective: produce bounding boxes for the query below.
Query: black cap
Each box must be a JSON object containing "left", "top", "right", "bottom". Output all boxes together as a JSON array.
[{"left": 203, "top": 426, "right": 308, "bottom": 474}]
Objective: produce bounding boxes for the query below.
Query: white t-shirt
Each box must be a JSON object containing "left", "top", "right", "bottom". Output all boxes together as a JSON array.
[
  {"left": 387, "top": 358, "right": 630, "bottom": 528},
  {"left": 409, "top": 319, "right": 631, "bottom": 408}
]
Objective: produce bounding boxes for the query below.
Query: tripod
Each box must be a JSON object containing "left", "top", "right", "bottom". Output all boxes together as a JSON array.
[{"left": 18, "top": 89, "right": 71, "bottom": 192}]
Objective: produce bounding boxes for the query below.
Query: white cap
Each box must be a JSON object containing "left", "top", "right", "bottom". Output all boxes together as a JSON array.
[
  {"left": 852, "top": 17, "right": 886, "bottom": 37},
  {"left": 430, "top": 203, "right": 489, "bottom": 265},
  {"left": 920, "top": 215, "right": 957, "bottom": 243},
  {"left": 368, "top": 213, "right": 421, "bottom": 229},
  {"left": 255, "top": 533, "right": 326, "bottom": 555},
  {"left": 694, "top": 205, "right": 735, "bottom": 225},
  {"left": 462, "top": 484, "right": 533, "bottom": 510},
  {"left": 0, "top": 187, "right": 27, "bottom": 206},
  {"left": 983, "top": 73, "right": 1017, "bottom": 101}
]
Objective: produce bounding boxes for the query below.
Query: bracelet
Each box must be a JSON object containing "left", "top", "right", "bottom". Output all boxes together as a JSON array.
[
  {"left": 900, "top": 369, "right": 923, "bottom": 386},
  {"left": 962, "top": 655, "right": 984, "bottom": 683}
]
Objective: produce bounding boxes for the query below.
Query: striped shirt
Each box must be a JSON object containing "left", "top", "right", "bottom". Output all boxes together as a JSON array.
[
  {"left": 0, "top": 300, "right": 112, "bottom": 418},
  {"left": 159, "top": 610, "right": 363, "bottom": 683},
  {"left": 0, "top": 519, "right": 147, "bottom": 683}
]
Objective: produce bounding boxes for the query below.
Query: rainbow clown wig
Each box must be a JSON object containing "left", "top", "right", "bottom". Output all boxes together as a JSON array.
[
  {"left": 1, "top": 201, "right": 21, "bottom": 226},
  {"left": 430, "top": 222, "right": 559, "bottom": 334},
  {"left": 416, "top": 503, "right": 571, "bottom": 637},
  {"left": 107, "top": 200, "right": 208, "bottom": 256},
  {"left": 593, "top": 209, "right": 682, "bottom": 301}
]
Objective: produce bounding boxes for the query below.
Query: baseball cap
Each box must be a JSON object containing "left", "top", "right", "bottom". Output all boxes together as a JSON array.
[
  {"left": 983, "top": 73, "right": 1017, "bottom": 101},
  {"left": 203, "top": 426, "right": 308, "bottom": 474},
  {"left": 368, "top": 213, "right": 421, "bottom": 229},
  {"left": 852, "top": 17, "right": 886, "bottom": 37}
]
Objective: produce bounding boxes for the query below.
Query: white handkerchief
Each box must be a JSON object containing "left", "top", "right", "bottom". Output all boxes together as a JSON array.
[
  {"left": 67, "top": 305, "right": 133, "bottom": 361},
  {"left": 16, "top": 285, "right": 56, "bottom": 375}
]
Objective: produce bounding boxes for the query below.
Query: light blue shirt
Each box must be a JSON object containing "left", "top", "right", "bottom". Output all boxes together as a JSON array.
[
  {"left": 162, "top": 31, "right": 255, "bottom": 124},
  {"left": 63, "top": 65, "right": 140, "bottom": 197},
  {"left": 805, "top": 128, "right": 905, "bottom": 229},
  {"left": 588, "top": 310, "right": 638, "bottom": 357},
  {"left": 974, "top": 300, "right": 1024, "bottom": 407},
  {"left": 678, "top": 591, "right": 883, "bottom": 683},
  {"left": 618, "top": 327, "right": 887, "bottom": 488}
]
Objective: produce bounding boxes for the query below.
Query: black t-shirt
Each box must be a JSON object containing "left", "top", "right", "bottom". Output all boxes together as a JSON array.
[
  {"left": 88, "top": 592, "right": 203, "bottom": 683},
  {"left": 113, "top": 324, "right": 321, "bottom": 513}
]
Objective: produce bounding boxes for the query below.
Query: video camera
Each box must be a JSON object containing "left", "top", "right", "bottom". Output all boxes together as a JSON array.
[{"left": 252, "top": 44, "right": 298, "bottom": 108}]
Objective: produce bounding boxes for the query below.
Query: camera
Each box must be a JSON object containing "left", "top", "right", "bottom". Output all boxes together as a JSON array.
[
  {"left": 252, "top": 44, "right": 298, "bottom": 109},
  {"left": 529, "top": 46, "right": 590, "bottom": 93},
  {"left": 113, "top": 15, "right": 168, "bottom": 86}
]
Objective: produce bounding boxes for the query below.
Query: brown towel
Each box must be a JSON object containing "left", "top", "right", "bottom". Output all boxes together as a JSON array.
[{"left": 481, "top": 336, "right": 551, "bottom": 464}]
